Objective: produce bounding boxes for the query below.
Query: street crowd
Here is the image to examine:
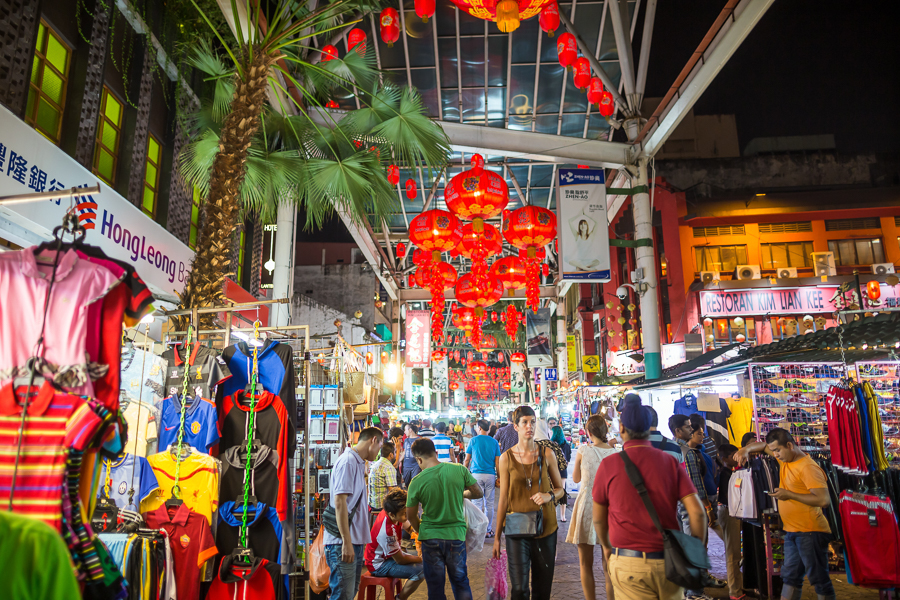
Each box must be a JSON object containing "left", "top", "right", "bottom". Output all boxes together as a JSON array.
[{"left": 321, "top": 396, "right": 836, "bottom": 600}]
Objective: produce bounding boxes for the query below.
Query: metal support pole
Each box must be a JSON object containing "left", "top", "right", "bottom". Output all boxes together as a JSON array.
[
  {"left": 635, "top": 0, "right": 657, "bottom": 100},
  {"left": 270, "top": 201, "right": 295, "bottom": 327},
  {"left": 630, "top": 155, "right": 662, "bottom": 380},
  {"left": 557, "top": 301, "right": 568, "bottom": 384}
]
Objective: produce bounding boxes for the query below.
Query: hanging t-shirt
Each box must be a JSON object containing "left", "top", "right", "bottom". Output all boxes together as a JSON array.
[
  {"left": 726, "top": 396, "right": 754, "bottom": 446},
  {"left": 365, "top": 510, "right": 403, "bottom": 572},
  {"left": 157, "top": 394, "right": 220, "bottom": 454},
  {"left": 120, "top": 399, "right": 158, "bottom": 457},
  {"left": 704, "top": 398, "right": 732, "bottom": 452},
  {"left": 220, "top": 444, "right": 280, "bottom": 508},
  {"left": 673, "top": 395, "right": 705, "bottom": 420},
  {"left": 144, "top": 504, "right": 217, "bottom": 600},
  {"left": 98, "top": 453, "right": 159, "bottom": 510},
  {"left": 120, "top": 347, "right": 166, "bottom": 406},
  {"left": 218, "top": 340, "right": 297, "bottom": 427},
  {"left": 161, "top": 342, "right": 232, "bottom": 400},
  {"left": 208, "top": 556, "right": 284, "bottom": 600},
  {"left": 143, "top": 448, "right": 221, "bottom": 524},
  {"left": 839, "top": 490, "right": 900, "bottom": 587},
  {"left": 727, "top": 468, "right": 757, "bottom": 519},
  {"left": 216, "top": 501, "right": 283, "bottom": 566}
]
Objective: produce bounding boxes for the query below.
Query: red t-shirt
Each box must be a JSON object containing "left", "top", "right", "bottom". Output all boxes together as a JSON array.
[
  {"left": 144, "top": 504, "right": 217, "bottom": 600},
  {"left": 592, "top": 440, "right": 697, "bottom": 553},
  {"left": 365, "top": 510, "right": 403, "bottom": 572}
]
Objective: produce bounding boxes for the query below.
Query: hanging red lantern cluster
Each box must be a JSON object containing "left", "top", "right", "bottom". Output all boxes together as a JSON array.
[
  {"left": 502, "top": 206, "right": 557, "bottom": 311},
  {"left": 557, "top": 32, "right": 577, "bottom": 70},
  {"left": 504, "top": 303, "right": 522, "bottom": 339},
  {"left": 490, "top": 255, "right": 526, "bottom": 297},
  {"left": 348, "top": 28, "right": 366, "bottom": 55},
  {"left": 587, "top": 77, "right": 603, "bottom": 106},
  {"left": 456, "top": 274, "right": 503, "bottom": 349},
  {"left": 415, "top": 0, "right": 435, "bottom": 22},
  {"left": 379, "top": 8, "right": 400, "bottom": 47},
  {"left": 448, "top": 0, "right": 553, "bottom": 32},
  {"left": 426, "top": 261, "right": 458, "bottom": 344},
  {"left": 573, "top": 57, "right": 591, "bottom": 90},
  {"left": 539, "top": 2, "right": 559, "bottom": 36},
  {"left": 468, "top": 360, "right": 488, "bottom": 377},
  {"left": 386, "top": 164, "right": 399, "bottom": 186},
  {"left": 408, "top": 210, "right": 463, "bottom": 263},
  {"left": 458, "top": 222, "right": 502, "bottom": 288},
  {"left": 445, "top": 154, "right": 509, "bottom": 232}
]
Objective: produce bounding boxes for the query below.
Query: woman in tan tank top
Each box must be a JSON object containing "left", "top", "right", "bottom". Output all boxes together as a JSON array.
[{"left": 492, "top": 406, "right": 565, "bottom": 600}]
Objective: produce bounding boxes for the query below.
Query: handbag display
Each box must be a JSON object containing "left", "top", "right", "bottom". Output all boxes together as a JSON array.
[
  {"left": 619, "top": 449, "right": 714, "bottom": 590},
  {"left": 503, "top": 449, "right": 544, "bottom": 538},
  {"left": 321, "top": 490, "right": 365, "bottom": 539}
]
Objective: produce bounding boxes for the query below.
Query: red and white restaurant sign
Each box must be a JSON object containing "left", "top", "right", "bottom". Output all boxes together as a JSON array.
[
  {"left": 700, "top": 283, "right": 900, "bottom": 318},
  {"left": 405, "top": 310, "right": 431, "bottom": 368}
]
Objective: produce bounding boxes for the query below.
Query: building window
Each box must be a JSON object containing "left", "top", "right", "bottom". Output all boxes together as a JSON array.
[
  {"left": 824, "top": 218, "right": 880, "bottom": 231},
  {"left": 828, "top": 238, "right": 885, "bottom": 266},
  {"left": 93, "top": 88, "right": 123, "bottom": 185},
  {"left": 760, "top": 242, "right": 813, "bottom": 269},
  {"left": 142, "top": 135, "right": 161, "bottom": 217},
  {"left": 25, "top": 22, "right": 71, "bottom": 144},
  {"left": 758, "top": 221, "right": 812, "bottom": 234},
  {"left": 695, "top": 245, "right": 747, "bottom": 272},
  {"left": 189, "top": 187, "right": 204, "bottom": 249},
  {"left": 692, "top": 225, "right": 745, "bottom": 237}
]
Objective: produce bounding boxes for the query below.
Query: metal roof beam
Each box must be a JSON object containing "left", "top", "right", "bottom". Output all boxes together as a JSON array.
[
  {"left": 337, "top": 209, "right": 401, "bottom": 300},
  {"left": 439, "top": 121, "right": 631, "bottom": 168},
  {"left": 635, "top": 0, "right": 776, "bottom": 159}
]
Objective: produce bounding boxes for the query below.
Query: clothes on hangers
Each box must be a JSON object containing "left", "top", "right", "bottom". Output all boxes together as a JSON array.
[
  {"left": 673, "top": 393, "right": 705, "bottom": 420},
  {"left": 208, "top": 555, "right": 284, "bottom": 600},
  {"left": 839, "top": 490, "right": 900, "bottom": 587},
  {"left": 216, "top": 501, "right": 283, "bottom": 567},
  {"left": 727, "top": 468, "right": 757, "bottom": 519},
  {"left": 156, "top": 393, "right": 220, "bottom": 454},
  {"left": 143, "top": 446, "right": 221, "bottom": 524},
  {"left": 120, "top": 398, "right": 159, "bottom": 457},
  {"left": 98, "top": 453, "right": 160, "bottom": 510},
  {"left": 144, "top": 503, "right": 217, "bottom": 600},
  {"left": 161, "top": 342, "right": 232, "bottom": 399},
  {"left": 726, "top": 396, "right": 754, "bottom": 445},
  {"left": 220, "top": 444, "right": 280, "bottom": 508},
  {"left": 120, "top": 346, "right": 166, "bottom": 407},
  {"left": 218, "top": 340, "right": 298, "bottom": 427},
  {"left": 705, "top": 397, "right": 732, "bottom": 451}
]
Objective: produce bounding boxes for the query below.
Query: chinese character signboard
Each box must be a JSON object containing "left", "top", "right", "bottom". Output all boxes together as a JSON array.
[
  {"left": 556, "top": 168, "right": 611, "bottom": 281},
  {"left": 526, "top": 307, "right": 553, "bottom": 367},
  {"left": 566, "top": 334, "right": 579, "bottom": 372},
  {"left": 404, "top": 310, "right": 431, "bottom": 368}
]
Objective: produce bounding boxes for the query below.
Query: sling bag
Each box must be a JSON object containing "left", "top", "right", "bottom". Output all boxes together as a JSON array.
[
  {"left": 322, "top": 490, "right": 365, "bottom": 539},
  {"left": 503, "top": 448, "right": 544, "bottom": 538}
]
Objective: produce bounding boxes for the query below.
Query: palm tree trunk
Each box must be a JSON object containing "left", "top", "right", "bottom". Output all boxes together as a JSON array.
[{"left": 179, "top": 48, "right": 275, "bottom": 322}]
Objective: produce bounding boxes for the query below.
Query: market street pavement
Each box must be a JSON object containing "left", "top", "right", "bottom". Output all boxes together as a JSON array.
[{"left": 406, "top": 496, "right": 881, "bottom": 600}]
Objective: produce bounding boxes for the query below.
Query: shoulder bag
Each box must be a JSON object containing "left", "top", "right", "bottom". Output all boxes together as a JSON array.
[
  {"left": 618, "top": 449, "right": 713, "bottom": 590},
  {"left": 503, "top": 448, "right": 544, "bottom": 538},
  {"left": 322, "top": 490, "right": 365, "bottom": 539}
]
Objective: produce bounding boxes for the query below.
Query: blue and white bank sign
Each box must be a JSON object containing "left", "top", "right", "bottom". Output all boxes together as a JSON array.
[
  {"left": 556, "top": 168, "right": 610, "bottom": 281},
  {"left": 0, "top": 104, "right": 193, "bottom": 301}
]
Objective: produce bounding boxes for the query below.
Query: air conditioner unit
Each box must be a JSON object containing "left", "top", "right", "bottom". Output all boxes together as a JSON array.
[
  {"left": 871, "top": 263, "right": 896, "bottom": 275},
  {"left": 736, "top": 265, "right": 762, "bottom": 280},
  {"left": 700, "top": 271, "right": 720, "bottom": 284},
  {"left": 812, "top": 252, "right": 836, "bottom": 277},
  {"left": 777, "top": 267, "right": 798, "bottom": 279}
]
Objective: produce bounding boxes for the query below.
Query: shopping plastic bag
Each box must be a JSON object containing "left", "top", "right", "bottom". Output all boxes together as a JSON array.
[
  {"left": 309, "top": 526, "right": 330, "bottom": 594},
  {"left": 485, "top": 550, "right": 509, "bottom": 600},
  {"left": 463, "top": 498, "right": 489, "bottom": 555}
]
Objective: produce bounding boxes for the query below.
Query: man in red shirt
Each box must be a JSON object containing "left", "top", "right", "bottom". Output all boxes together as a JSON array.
[{"left": 593, "top": 400, "right": 708, "bottom": 599}]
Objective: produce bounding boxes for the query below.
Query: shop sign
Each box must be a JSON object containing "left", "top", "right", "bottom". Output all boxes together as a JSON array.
[
  {"left": 582, "top": 355, "right": 601, "bottom": 372},
  {"left": 556, "top": 168, "right": 611, "bottom": 281},
  {"left": 0, "top": 104, "right": 193, "bottom": 301},
  {"left": 566, "top": 334, "right": 579, "bottom": 373},
  {"left": 526, "top": 308, "right": 553, "bottom": 367},
  {"left": 607, "top": 349, "right": 645, "bottom": 377},
  {"left": 700, "top": 286, "right": 841, "bottom": 317},
  {"left": 662, "top": 343, "right": 686, "bottom": 369},
  {"left": 404, "top": 310, "right": 431, "bottom": 368}
]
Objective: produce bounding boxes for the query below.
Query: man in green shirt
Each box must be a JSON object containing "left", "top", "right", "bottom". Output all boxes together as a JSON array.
[{"left": 406, "top": 438, "right": 483, "bottom": 600}]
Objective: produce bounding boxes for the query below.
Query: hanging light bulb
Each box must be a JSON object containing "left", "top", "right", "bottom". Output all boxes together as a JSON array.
[{"left": 385, "top": 361, "right": 399, "bottom": 384}]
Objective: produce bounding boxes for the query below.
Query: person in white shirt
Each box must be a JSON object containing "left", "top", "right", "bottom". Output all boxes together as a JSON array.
[{"left": 432, "top": 422, "right": 457, "bottom": 463}]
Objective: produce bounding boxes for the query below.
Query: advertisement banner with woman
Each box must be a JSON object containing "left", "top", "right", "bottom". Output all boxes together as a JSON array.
[{"left": 556, "top": 168, "right": 611, "bottom": 281}]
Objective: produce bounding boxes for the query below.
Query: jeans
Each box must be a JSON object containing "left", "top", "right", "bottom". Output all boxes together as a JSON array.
[
  {"left": 371, "top": 557, "right": 425, "bottom": 581},
  {"left": 506, "top": 530, "right": 558, "bottom": 600},
  {"left": 402, "top": 465, "right": 421, "bottom": 488},
  {"left": 472, "top": 473, "right": 496, "bottom": 529},
  {"left": 325, "top": 543, "right": 364, "bottom": 600},
  {"left": 421, "top": 539, "right": 472, "bottom": 600},
  {"left": 781, "top": 532, "right": 835, "bottom": 598}
]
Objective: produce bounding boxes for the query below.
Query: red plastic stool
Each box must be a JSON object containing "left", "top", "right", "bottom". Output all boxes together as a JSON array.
[{"left": 357, "top": 571, "right": 403, "bottom": 600}]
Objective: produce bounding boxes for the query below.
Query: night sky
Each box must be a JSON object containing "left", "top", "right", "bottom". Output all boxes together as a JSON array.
[{"left": 641, "top": 0, "right": 900, "bottom": 153}]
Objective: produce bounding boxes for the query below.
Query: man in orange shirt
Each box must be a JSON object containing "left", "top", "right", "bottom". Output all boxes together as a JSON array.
[{"left": 736, "top": 428, "right": 834, "bottom": 600}]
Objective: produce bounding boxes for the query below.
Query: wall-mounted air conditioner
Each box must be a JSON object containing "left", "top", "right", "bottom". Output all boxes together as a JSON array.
[
  {"left": 871, "top": 263, "right": 896, "bottom": 275},
  {"left": 736, "top": 265, "right": 762, "bottom": 280},
  {"left": 812, "top": 252, "right": 836, "bottom": 277},
  {"left": 777, "top": 267, "right": 798, "bottom": 279},
  {"left": 700, "top": 271, "right": 720, "bottom": 284}
]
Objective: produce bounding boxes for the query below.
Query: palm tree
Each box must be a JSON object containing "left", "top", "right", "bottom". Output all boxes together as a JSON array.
[{"left": 178, "top": 0, "right": 450, "bottom": 318}]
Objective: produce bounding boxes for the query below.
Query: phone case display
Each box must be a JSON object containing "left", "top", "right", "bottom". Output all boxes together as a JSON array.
[
  {"left": 309, "top": 385, "right": 324, "bottom": 410},
  {"left": 323, "top": 385, "right": 339, "bottom": 410},
  {"left": 749, "top": 363, "right": 848, "bottom": 450},
  {"left": 855, "top": 362, "right": 899, "bottom": 462}
]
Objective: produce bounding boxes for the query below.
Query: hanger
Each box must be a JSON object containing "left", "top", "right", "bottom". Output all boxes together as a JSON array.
[
  {"left": 12, "top": 358, "right": 46, "bottom": 399},
  {"left": 35, "top": 207, "right": 87, "bottom": 255},
  {"left": 237, "top": 438, "right": 263, "bottom": 460},
  {"left": 234, "top": 494, "right": 258, "bottom": 511},
  {"left": 229, "top": 546, "right": 256, "bottom": 568},
  {"left": 165, "top": 484, "right": 184, "bottom": 508}
]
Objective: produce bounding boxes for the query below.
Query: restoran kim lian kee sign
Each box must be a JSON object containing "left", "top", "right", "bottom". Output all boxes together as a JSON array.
[{"left": 699, "top": 284, "right": 900, "bottom": 318}]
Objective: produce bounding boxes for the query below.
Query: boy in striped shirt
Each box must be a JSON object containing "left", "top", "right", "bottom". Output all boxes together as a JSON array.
[{"left": 432, "top": 422, "right": 456, "bottom": 463}]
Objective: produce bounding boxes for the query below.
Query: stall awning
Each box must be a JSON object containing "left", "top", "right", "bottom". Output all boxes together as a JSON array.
[{"left": 629, "top": 343, "right": 740, "bottom": 387}]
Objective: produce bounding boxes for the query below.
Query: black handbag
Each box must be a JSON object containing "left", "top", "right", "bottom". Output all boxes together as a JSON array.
[
  {"left": 503, "top": 449, "right": 544, "bottom": 538},
  {"left": 322, "top": 491, "right": 365, "bottom": 539},
  {"left": 619, "top": 449, "right": 713, "bottom": 590}
]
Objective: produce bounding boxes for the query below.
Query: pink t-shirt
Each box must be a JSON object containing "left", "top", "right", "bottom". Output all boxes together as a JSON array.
[{"left": 0, "top": 247, "right": 119, "bottom": 395}]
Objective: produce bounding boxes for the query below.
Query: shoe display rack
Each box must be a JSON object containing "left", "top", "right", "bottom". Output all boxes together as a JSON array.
[
  {"left": 749, "top": 362, "right": 849, "bottom": 450},
  {"left": 854, "top": 361, "right": 900, "bottom": 464}
]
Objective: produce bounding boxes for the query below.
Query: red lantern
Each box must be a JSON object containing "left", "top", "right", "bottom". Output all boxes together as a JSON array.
[
  {"left": 396, "top": 242, "right": 406, "bottom": 258},
  {"left": 450, "top": 381, "right": 460, "bottom": 390},
  {"left": 348, "top": 28, "right": 367, "bottom": 55},
  {"left": 539, "top": 2, "right": 559, "bottom": 36},
  {"left": 490, "top": 255, "right": 526, "bottom": 296},
  {"left": 542, "top": 263, "right": 549, "bottom": 277},
  {"left": 405, "top": 179, "right": 417, "bottom": 200},
  {"left": 432, "top": 350, "right": 446, "bottom": 362},
  {"left": 504, "top": 303, "right": 521, "bottom": 339},
  {"left": 502, "top": 206, "right": 557, "bottom": 311},
  {"left": 365, "top": 352, "right": 373, "bottom": 365},
  {"left": 498, "top": 352, "right": 505, "bottom": 364},
  {"left": 458, "top": 222, "right": 502, "bottom": 287},
  {"left": 610, "top": 345, "right": 619, "bottom": 353},
  {"left": 510, "top": 352, "right": 526, "bottom": 363},
  {"left": 703, "top": 317, "right": 713, "bottom": 327},
  {"left": 557, "top": 32, "right": 577, "bottom": 70},
  {"left": 445, "top": 165, "right": 509, "bottom": 232},
  {"left": 587, "top": 77, "right": 603, "bottom": 106},
  {"left": 325, "top": 100, "right": 339, "bottom": 109},
  {"left": 415, "top": 0, "right": 435, "bottom": 22},
  {"left": 491, "top": 311, "right": 498, "bottom": 322},
  {"left": 735, "top": 333, "right": 746, "bottom": 343},
  {"left": 470, "top": 153, "right": 485, "bottom": 174},
  {"left": 386, "top": 164, "right": 399, "bottom": 186},
  {"left": 411, "top": 248, "right": 431, "bottom": 267},
  {"left": 418, "top": 261, "right": 458, "bottom": 344},
  {"left": 598, "top": 90, "right": 615, "bottom": 117},
  {"left": 502, "top": 382, "right": 511, "bottom": 390},
  {"left": 379, "top": 8, "right": 400, "bottom": 47},
  {"left": 456, "top": 273, "right": 504, "bottom": 349},
  {"left": 408, "top": 209, "right": 463, "bottom": 263},
  {"left": 573, "top": 57, "right": 591, "bottom": 90},
  {"left": 321, "top": 44, "right": 338, "bottom": 62},
  {"left": 867, "top": 280, "right": 881, "bottom": 301},
  {"left": 468, "top": 361, "right": 488, "bottom": 377}
]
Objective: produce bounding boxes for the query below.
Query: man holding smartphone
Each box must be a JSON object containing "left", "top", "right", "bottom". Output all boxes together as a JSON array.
[{"left": 735, "top": 427, "right": 835, "bottom": 600}]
